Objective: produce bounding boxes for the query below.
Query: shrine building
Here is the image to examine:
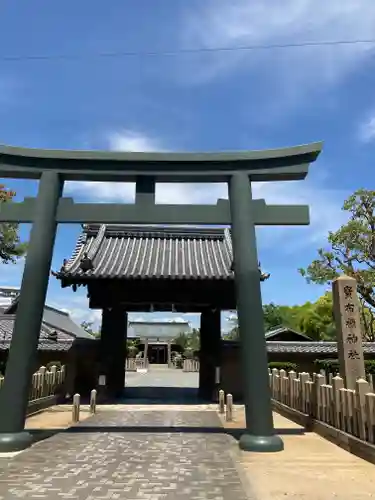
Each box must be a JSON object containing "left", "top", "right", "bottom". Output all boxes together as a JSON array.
[
  {"left": 58, "top": 223, "right": 269, "bottom": 399},
  {"left": 127, "top": 319, "right": 191, "bottom": 365}
]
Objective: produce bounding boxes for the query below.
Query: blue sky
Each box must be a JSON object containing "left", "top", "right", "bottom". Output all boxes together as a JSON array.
[{"left": 1, "top": 0, "right": 375, "bottom": 331}]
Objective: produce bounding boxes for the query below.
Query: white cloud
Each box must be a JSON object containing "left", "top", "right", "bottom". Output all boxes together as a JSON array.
[
  {"left": 66, "top": 172, "right": 347, "bottom": 250},
  {"left": 358, "top": 114, "right": 375, "bottom": 142},
  {"left": 107, "top": 129, "right": 165, "bottom": 152},
  {"left": 47, "top": 291, "right": 102, "bottom": 327},
  {"left": 253, "top": 177, "right": 348, "bottom": 249},
  {"left": 65, "top": 129, "right": 165, "bottom": 200},
  {"left": 65, "top": 128, "right": 347, "bottom": 251},
  {"left": 178, "top": 0, "right": 375, "bottom": 99}
]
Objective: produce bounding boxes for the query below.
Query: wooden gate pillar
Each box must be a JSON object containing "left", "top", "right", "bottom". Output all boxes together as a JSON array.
[
  {"left": 99, "top": 308, "right": 127, "bottom": 400},
  {"left": 199, "top": 309, "right": 221, "bottom": 401}
]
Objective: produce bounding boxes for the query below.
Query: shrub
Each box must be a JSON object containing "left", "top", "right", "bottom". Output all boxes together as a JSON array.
[
  {"left": 268, "top": 361, "right": 297, "bottom": 372},
  {"left": 314, "top": 358, "right": 375, "bottom": 374},
  {"left": 183, "top": 347, "right": 194, "bottom": 359},
  {"left": 174, "top": 353, "right": 183, "bottom": 368},
  {"left": 127, "top": 345, "right": 139, "bottom": 358}
]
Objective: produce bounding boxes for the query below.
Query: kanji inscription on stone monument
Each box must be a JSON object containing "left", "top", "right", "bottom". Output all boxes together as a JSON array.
[{"left": 332, "top": 275, "right": 365, "bottom": 390}]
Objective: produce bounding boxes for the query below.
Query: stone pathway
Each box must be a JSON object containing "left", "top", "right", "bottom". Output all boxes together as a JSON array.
[
  {"left": 222, "top": 408, "right": 375, "bottom": 500},
  {"left": 0, "top": 409, "right": 254, "bottom": 499},
  {"left": 124, "top": 368, "right": 200, "bottom": 404}
]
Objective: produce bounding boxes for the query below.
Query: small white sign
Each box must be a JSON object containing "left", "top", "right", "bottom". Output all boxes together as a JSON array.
[
  {"left": 215, "top": 366, "right": 220, "bottom": 384},
  {"left": 98, "top": 375, "right": 106, "bottom": 386}
]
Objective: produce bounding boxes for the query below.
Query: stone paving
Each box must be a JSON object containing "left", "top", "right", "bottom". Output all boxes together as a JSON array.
[
  {"left": 0, "top": 409, "right": 254, "bottom": 499},
  {"left": 125, "top": 365, "right": 199, "bottom": 389},
  {"left": 222, "top": 408, "right": 375, "bottom": 500},
  {"left": 124, "top": 367, "right": 200, "bottom": 403}
]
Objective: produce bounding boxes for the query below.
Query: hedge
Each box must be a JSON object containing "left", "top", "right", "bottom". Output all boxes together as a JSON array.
[
  {"left": 268, "top": 361, "right": 297, "bottom": 372},
  {"left": 314, "top": 358, "right": 375, "bottom": 375}
]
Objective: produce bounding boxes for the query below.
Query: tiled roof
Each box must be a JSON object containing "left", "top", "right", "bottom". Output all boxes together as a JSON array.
[
  {"left": 59, "top": 224, "right": 242, "bottom": 281},
  {"left": 0, "top": 315, "right": 74, "bottom": 351},
  {"left": 265, "top": 327, "right": 313, "bottom": 341},
  {"left": 265, "top": 341, "right": 375, "bottom": 354},
  {"left": 40, "top": 305, "right": 94, "bottom": 340},
  {"left": 223, "top": 339, "right": 375, "bottom": 354},
  {"left": 4, "top": 300, "right": 94, "bottom": 341}
]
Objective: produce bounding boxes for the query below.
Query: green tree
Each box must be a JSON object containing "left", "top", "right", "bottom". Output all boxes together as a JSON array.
[
  {"left": 174, "top": 328, "right": 200, "bottom": 351},
  {"left": 299, "top": 189, "right": 375, "bottom": 340},
  {"left": 188, "top": 328, "right": 200, "bottom": 351},
  {"left": 174, "top": 332, "right": 190, "bottom": 350},
  {"left": 81, "top": 320, "right": 100, "bottom": 338},
  {"left": 0, "top": 184, "right": 27, "bottom": 263},
  {"left": 224, "top": 312, "right": 239, "bottom": 340},
  {"left": 277, "top": 304, "right": 307, "bottom": 331},
  {"left": 127, "top": 339, "right": 139, "bottom": 358},
  {"left": 263, "top": 303, "right": 285, "bottom": 330},
  {"left": 226, "top": 297, "right": 336, "bottom": 341},
  {"left": 297, "top": 293, "right": 336, "bottom": 341}
]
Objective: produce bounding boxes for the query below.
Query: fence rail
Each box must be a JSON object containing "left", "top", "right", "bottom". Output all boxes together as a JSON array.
[{"left": 269, "top": 368, "right": 375, "bottom": 445}]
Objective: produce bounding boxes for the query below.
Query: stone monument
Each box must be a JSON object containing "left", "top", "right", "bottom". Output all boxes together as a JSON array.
[{"left": 332, "top": 275, "right": 366, "bottom": 390}]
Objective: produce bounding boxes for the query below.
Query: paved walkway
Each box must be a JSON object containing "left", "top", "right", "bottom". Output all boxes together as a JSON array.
[
  {"left": 0, "top": 409, "right": 254, "bottom": 499},
  {"left": 3, "top": 366, "right": 374, "bottom": 498},
  {"left": 124, "top": 366, "right": 200, "bottom": 403},
  {"left": 223, "top": 408, "right": 375, "bottom": 500}
]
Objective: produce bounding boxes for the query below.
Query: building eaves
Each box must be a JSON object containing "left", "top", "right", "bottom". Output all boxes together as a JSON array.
[{"left": 0, "top": 314, "right": 75, "bottom": 351}]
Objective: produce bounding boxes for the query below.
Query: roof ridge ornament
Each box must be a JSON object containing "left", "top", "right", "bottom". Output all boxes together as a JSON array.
[{"left": 79, "top": 253, "right": 94, "bottom": 273}]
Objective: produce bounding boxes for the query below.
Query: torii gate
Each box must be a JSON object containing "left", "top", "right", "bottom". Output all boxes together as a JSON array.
[{"left": 0, "top": 142, "right": 322, "bottom": 452}]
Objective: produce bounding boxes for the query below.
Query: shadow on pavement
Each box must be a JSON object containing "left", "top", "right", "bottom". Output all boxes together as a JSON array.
[
  {"left": 101, "top": 387, "right": 208, "bottom": 405},
  {"left": 27, "top": 424, "right": 305, "bottom": 446}
]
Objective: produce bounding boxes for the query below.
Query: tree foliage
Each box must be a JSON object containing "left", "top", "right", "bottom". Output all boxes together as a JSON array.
[
  {"left": 0, "top": 184, "right": 27, "bottom": 263},
  {"left": 297, "top": 293, "right": 336, "bottom": 341},
  {"left": 299, "top": 189, "right": 375, "bottom": 340},
  {"left": 81, "top": 320, "right": 100, "bottom": 338},
  {"left": 174, "top": 328, "right": 200, "bottom": 351},
  {"left": 262, "top": 303, "right": 285, "bottom": 330},
  {"left": 225, "top": 294, "right": 337, "bottom": 342}
]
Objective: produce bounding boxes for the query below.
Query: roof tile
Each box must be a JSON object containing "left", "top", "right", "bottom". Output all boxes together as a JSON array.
[
  {"left": 265, "top": 341, "right": 375, "bottom": 354},
  {"left": 61, "top": 225, "right": 235, "bottom": 280},
  {"left": 0, "top": 315, "right": 75, "bottom": 351}
]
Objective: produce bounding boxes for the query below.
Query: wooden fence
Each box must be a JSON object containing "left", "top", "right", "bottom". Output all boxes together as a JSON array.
[
  {"left": 269, "top": 368, "right": 375, "bottom": 445},
  {"left": 183, "top": 359, "right": 199, "bottom": 372},
  {"left": 0, "top": 365, "right": 66, "bottom": 413},
  {"left": 125, "top": 358, "right": 149, "bottom": 371}
]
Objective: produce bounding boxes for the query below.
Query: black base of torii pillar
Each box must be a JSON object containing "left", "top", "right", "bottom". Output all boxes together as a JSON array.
[
  {"left": 229, "top": 172, "right": 284, "bottom": 453},
  {"left": 0, "top": 172, "right": 63, "bottom": 452}
]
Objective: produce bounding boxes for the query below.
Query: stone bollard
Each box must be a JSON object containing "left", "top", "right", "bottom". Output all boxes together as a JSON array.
[
  {"left": 218, "top": 389, "right": 225, "bottom": 414},
  {"left": 226, "top": 393, "right": 233, "bottom": 421},
  {"left": 72, "top": 393, "right": 81, "bottom": 423},
  {"left": 90, "top": 389, "right": 97, "bottom": 414}
]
